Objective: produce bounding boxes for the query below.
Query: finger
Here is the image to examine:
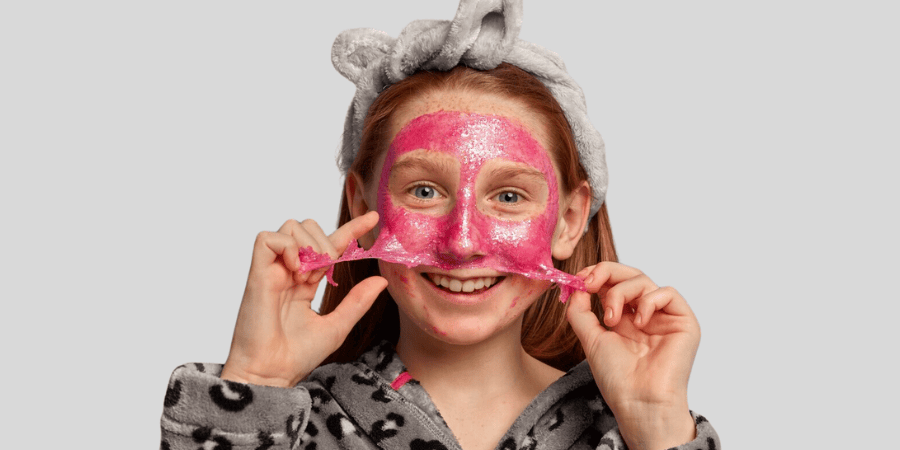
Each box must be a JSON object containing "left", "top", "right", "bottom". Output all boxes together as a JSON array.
[
  {"left": 581, "top": 261, "right": 644, "bottom": 294},
  {"left": 254, "top": 231, "right": 302, "bottom": 269},
  {"left": 277, "top": 220, "right": 326, "bottom": 274},
  {"left": 603, "top": 310, "right": 648, "bottom": 343},
  {"left": 632, "top": 286, "right": 672, "bottom": 328},
  {"left": 301, "top": 219, "right": 339, "bottom": 259},
  {"left": 575, "top": 265, "right": 593, "bottom": 279},
  {"left": 295, "top": 266, "right": 327, "bottom": 286},
  {"left": 633, "top": 311, "right": 693, "bottom": 336},
  {"left": 633, "top": 286, "right": 696, "bottom": 328},
  {"left": 565, "top": 291, "right": 604, "bottom": 353},
  {"left": 322, "top": 276, "right": 388, "bottom": 346},
  {"left": 306, "top": 267, "right": 332, "bottom": 286},
  {"left": 329, "top": 211, "right": 380, "bottom": 254},
  {"left": 299, "top": 220, "right": 340, "bottom": 285},
  {"left": 280, "top": 219, "right": 324, "bottom": 253},
  {"left": 602, "top": 274, "right": 657, "bottom": 327}
]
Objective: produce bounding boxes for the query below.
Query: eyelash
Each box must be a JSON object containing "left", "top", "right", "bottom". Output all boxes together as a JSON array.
[
  {"left": 404, "top": 184, "right": 531, "bottom": 210},
  {"left": 408, "top": 183, "right": 444, "bottom": 201},
  {"left": 490, "top": 188, "right": 529, "bottom": 207}
]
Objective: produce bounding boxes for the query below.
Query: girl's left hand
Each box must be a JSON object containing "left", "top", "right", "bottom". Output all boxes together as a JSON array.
[{"left": 566, "top": 262, "right": 700, "bottom": 450}]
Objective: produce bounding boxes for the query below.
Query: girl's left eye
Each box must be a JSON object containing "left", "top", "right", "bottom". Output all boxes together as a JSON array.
[
  {"left": 412, "top": 186, "right": 439, "bottom": 199},
  {"left": 497, "top": 191, "right": 520, "bottom": 203}
]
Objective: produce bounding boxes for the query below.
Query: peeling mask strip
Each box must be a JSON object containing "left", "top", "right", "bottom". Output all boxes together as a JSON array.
[{"left": 299, "top": 111, "right": 585, "bottom": 302}]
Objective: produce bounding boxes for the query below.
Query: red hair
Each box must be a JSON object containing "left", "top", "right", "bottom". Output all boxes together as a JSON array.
[{"left": 320, "top": 63, "right": 617, "bottom": 371}]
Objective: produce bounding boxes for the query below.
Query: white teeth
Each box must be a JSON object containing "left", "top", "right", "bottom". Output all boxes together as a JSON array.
[{"left": 428, "top": 274, "right": 500, "bottom": 293}]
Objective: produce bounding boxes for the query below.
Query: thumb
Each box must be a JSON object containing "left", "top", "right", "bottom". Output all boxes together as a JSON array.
[
  {"left": 565, "top": 291, "right": 604, "bottom": 352},
  {"left": 323, "top": 276, "right": 388, "bottom": 342}
]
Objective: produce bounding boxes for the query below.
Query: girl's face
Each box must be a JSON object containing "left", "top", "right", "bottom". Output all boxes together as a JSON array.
[{"left": 355, "top": 91, "right": 584, "bottom": 345}]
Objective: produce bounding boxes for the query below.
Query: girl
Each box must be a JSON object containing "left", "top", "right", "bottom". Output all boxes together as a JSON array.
[{"left": 160, "top": 2, "right": 719, "bottom": 449}]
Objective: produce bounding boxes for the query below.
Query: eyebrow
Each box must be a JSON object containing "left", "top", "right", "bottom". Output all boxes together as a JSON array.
[
  {"left": 483, "top": 165, "right": 548, "bottom": 184},
  {"left": 390, "top": 154, "right": 458, "bottom": 177}
]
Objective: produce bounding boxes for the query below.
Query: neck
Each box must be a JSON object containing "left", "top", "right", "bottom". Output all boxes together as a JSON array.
[
  {"left": 394, "top": 313, "right": 558, "bottom": 402},
  {"left": 393, "top": 310, "right": 565, "bottom": 450}
]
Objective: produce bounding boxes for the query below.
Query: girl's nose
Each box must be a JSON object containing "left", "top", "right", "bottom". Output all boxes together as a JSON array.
[{"left": 439, "top": 201, "right": 484, "bottom": 263}]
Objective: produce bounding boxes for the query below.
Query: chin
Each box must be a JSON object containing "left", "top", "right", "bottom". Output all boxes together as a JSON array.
[
  {"left": 428, "top": 313, "right": 515, "bottom": 345},
  {"left": 396, "top": 306, "right": 525, "bottom": 348}
]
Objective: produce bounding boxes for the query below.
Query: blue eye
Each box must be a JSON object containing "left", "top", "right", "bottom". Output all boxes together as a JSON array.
[
  {"left": 497, "top": 192, "right": 519, "bottom": 203},
  {"left": 413, "top": 186, "right": 437, "bottom": 199}
]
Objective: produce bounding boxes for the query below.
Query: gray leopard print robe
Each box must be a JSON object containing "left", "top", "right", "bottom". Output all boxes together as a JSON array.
[{"left": 160, "top": 341, "right": 720, "bottom": 449}]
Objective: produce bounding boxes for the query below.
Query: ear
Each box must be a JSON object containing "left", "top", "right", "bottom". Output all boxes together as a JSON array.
[
  {"left": 345, "top": 172, "right": 378, "bottom": 248},
  {"left": 345, "top": 171, "right": 372, "bottom": 218},
  {"left": 551, "top": 180, "right": 592, "bottom": 260}
]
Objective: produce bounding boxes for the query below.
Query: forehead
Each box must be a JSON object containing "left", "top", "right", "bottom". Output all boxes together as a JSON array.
[
  {"left": 388, "top": 111, "right": 550, "bottom": 171},
  {"left": 388, "top": 90, "right": 551, "bottom": 151}
]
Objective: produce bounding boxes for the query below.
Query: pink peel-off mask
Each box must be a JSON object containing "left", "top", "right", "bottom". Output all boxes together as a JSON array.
[{"left": 299, "top": 111, "right": 586, "bottom": 302}]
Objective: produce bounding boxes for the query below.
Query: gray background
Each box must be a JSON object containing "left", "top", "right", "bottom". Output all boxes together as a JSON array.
[{"left": 2, "top": 1, "right": 897, "bottom": 447}]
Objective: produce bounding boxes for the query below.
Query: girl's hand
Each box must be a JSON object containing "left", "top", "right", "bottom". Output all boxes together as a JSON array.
[
  {"left": 566, "top": 262, "right": 700, "bottom": 450},
  {"left": 220, "top": 211, "right": 387, "bottom": 388}
]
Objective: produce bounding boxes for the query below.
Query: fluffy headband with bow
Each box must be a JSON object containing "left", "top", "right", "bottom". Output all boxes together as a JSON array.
[{"left": 332, "top": 0, "right": 607, "bottom": 217}]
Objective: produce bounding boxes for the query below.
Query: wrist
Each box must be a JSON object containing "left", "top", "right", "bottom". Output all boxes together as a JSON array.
[
  {"left": 220, "top": 363, "right": 297, "bottom": 388},
  {"left": 611, "top": 402, "right": 695, "bottom": 450}
]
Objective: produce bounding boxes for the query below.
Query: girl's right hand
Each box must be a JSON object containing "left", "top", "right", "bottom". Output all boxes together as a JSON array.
[{"left": 220, "top": 211, "right": 387, "bottom": 388}]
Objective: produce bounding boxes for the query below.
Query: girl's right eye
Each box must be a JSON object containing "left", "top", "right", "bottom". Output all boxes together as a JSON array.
[{"left": 412, "top": 185, "right": 438, "bottom": 199}]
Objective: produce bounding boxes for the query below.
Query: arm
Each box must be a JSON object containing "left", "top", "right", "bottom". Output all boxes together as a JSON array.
[
  {"left": 160, "top": 363, "right": 310, "bottom": 450},
  {"left": 161, "top": 212, "right": 387, "bottom": 449}
]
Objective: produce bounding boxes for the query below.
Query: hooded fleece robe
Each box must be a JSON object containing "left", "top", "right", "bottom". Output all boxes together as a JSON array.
[{"left": 160, "top": 341, "right": 720, "bottom": 449}]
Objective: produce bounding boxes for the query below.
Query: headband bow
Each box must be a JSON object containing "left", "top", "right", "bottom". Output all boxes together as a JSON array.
[{"left": 332, "top": 0, "right": 607, "bottom": 216}]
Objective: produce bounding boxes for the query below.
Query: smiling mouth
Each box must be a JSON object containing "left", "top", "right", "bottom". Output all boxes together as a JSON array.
[{"left": 423, "top": 273, "right": 504, "bottom": 294}]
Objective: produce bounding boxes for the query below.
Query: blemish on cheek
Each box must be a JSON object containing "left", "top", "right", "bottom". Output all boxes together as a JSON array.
[
  {"left": 397, "top": 274, "right": 409, "bottom": 285},
  {"left": 509, "top": 296, "right": 519, "bottom": 308},
  {"left": 431, "top": 326, "right": 448, "bottom": 336}
]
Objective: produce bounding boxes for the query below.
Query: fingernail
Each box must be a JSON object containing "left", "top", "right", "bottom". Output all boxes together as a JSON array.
[
  {"left": 605, "top": 307, "right": 612, "bottom": 321},
  {"left": 634, "top": 313, "right": 642, "bottom": 325},
  {"left": 585, "top": 274, "right": 595, "bottom": 284}
]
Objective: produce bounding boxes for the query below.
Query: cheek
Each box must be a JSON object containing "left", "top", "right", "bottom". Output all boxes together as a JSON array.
[
  {"left": 379, "top": 262, "right": 414, "bottom": 294},
  {"left": 485, "top": 215, "right": 555, "bottom": 266},
  {"left": 504, "top": 276, "right": 551, "bottom": 310},
  {"left": 379, "top": 207, "right": 445, "bottom": 253},
  {"left": 378, "top": 261, "right": 445, "bottom": 333},
  {"left": 488, "top": 219, "right": 538, "bottom": 244}
]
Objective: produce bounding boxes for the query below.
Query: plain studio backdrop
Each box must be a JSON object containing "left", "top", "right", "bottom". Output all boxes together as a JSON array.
[{"left": 1, "top": 1, "right": 897, "bottom": 447}]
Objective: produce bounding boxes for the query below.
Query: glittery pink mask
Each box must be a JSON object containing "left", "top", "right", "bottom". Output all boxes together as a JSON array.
[{"left": 299, "top": 111, "right": 585, "bottom": 301}]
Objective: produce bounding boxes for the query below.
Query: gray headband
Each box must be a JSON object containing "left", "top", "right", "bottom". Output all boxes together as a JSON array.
[{"left": 332, "top": 0, "right": 607, "bottom": 217}]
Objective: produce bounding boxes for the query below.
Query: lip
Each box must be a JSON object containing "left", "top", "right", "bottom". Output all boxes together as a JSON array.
[
  {"left": 418, "top": 270, "right": 508, "bottom": 306},
  {"left": 420, "top": 267, "right": 505, "bottom": 279}
]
